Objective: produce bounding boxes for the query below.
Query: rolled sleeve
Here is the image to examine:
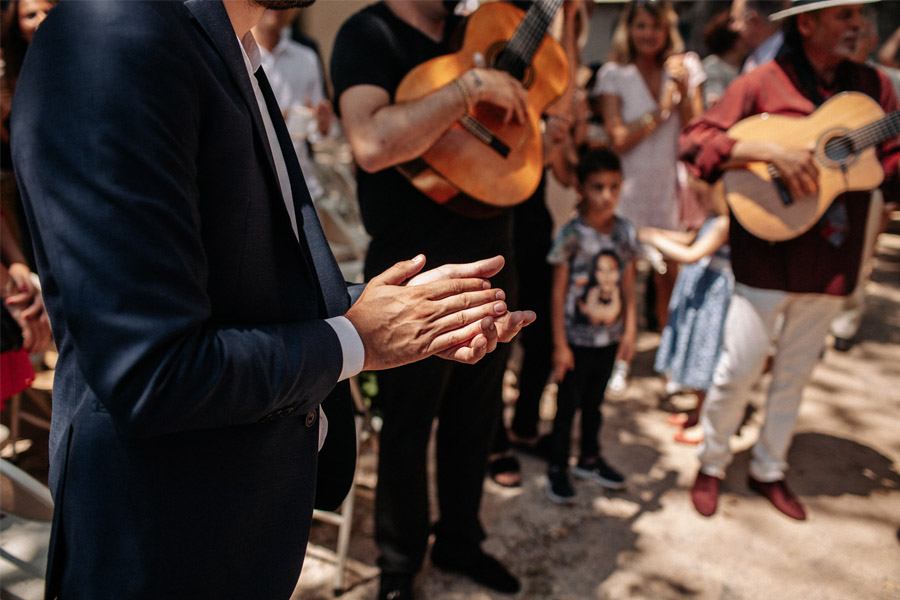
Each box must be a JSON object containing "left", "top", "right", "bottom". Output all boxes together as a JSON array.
[
  {"left": 680, "top": 127, "right": 738, "bottom": 183},
  {"left": 680, "top": 73, "right": 754, "bottom": 182}
]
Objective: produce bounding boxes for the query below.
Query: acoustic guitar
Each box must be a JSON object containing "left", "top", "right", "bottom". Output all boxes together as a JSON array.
[
  {"left": 394, "top": 0, "right": 569, "bottom": 208},
  {"left": 723, "top": 91, "right": 899, "bottom": 242}
]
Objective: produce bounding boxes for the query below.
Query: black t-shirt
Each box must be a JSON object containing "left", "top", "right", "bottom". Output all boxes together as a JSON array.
[{"left": 330, "top": 2, "right": 513, "bottom": 278}]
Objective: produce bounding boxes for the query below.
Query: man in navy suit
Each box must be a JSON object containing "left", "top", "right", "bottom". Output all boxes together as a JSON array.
[{"left": 11, "top": 1, "right": 533, "bottom": 598}]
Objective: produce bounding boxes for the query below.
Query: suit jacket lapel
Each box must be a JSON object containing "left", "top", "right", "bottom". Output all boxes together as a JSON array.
[
  {"left": 253, "top": 69, "right": 349, "bottom": 316},
  {"left": 184, "top": 1, "right": 347, "bottom": 316},
  {"left": 296, "top": 192, "right": 349, "bottom": 316},
  {"left": 287, "top": 142, "right": 349, "bottom": 316},
  {"left": 183, "top": 0, "right": 283, "bottom": 212}
]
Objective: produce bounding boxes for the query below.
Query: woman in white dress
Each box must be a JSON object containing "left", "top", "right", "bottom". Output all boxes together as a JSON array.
[{"left": 594, "top": 0, "right": 705, "bottom": 335}]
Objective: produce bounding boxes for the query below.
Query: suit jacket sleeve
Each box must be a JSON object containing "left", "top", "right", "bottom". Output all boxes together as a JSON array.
[{"left": 12, "top": 2, "right": 343, "bottom": 438}]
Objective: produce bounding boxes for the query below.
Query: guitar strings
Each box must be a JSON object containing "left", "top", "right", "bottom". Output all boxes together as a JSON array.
[
  {"left": 512, "top": 1, "right": 552, "bottom": 50},
  {"left": 817, "top": 110, "right": 898, "bottom": 166},
  {"left": 520, "top": 0, "right": 563, "bottom": 57},
  {"left": 504, "top": 4, "right": 540, "bottom": 60},
  {"left": 504, "top": 0, "right": 563, "bottom": 72},
  {"left": 506, "top": 8, "right": 547, "bottom": 64},
  {"left": 510, "top": 0, "right": 562, "bottom": 64},
  {"left": 848, "top": 112, "right": 900, "bottom": 151}
]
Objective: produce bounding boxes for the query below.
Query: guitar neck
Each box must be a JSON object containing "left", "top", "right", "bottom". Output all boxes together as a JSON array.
[
  {"left": 849, "top": 110, "right": 900, "bottom": 152},
  {"left": 496, "top": 0, "right": 564, "bottom": 77}
]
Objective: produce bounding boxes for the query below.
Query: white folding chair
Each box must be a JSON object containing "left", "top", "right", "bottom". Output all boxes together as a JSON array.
[
  {"left": 310, "top": 376, "right": 379, "bottom": 593},
  {"left": 0, "top": 458, "right": 53, "bottom": 600}
]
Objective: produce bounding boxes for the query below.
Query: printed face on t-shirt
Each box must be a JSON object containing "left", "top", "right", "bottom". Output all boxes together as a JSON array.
[{"left": 595, "top": 253, "right": 621, "bottom": 299}]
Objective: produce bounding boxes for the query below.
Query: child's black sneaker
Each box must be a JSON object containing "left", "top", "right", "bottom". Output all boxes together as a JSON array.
[
  {"left": 572, "top": 458, "right": 625, "bottom": 490},
  {"left": 546, "top": 466, "right": 575, "bottom": 504}
]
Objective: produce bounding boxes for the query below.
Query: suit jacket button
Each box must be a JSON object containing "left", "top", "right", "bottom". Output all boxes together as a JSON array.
[{"left": 305, "top": 410, "right": 316, "bottom": 428}]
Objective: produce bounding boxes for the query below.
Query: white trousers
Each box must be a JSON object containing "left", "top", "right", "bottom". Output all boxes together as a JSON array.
[{"left": 698, "top": 283, "right": 844, "bottom": 481}]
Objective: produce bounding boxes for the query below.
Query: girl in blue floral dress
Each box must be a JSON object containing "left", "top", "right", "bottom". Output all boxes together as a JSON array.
[{"left": 640, "top": 203, "right": 731, "bottom": 445}]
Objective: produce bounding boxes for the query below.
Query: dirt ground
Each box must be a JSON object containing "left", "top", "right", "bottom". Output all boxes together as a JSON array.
[
  {"left": 294, "top": 227, "right": 900, "bottom": 600},
  {"left": 3, "top": 229, "right": 898, "bottom": 600}
]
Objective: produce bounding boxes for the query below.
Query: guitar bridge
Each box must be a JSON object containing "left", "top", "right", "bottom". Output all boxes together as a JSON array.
[
  {"left": 767, "top": 163, "right": 793, "bottom": 206},
  {"left": 459, "top": 115, "right": 511, "bottom": 158}
]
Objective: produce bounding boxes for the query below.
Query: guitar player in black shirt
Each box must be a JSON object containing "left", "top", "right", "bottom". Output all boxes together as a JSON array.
[{"left": 332, "top": 2, "right": 534, "bottom": 599}]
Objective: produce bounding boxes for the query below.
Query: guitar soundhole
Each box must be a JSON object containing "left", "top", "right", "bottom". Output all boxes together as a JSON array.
[
  {"left": 485, "top": 41, "right": 535, "bottom": 88},
  {"left": 824, "top": 136, "right": 854, "bottom": 162},
  {"left": 484, "top": 41, "right": 506, "bottom": 69}
]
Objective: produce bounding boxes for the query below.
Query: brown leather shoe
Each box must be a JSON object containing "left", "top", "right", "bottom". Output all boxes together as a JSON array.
[
  {"left": 748, "top": 477, "right": 807, "bottom": 521},
  {"left": 690, "top": 472, "right": 721, "bottom": 517}
]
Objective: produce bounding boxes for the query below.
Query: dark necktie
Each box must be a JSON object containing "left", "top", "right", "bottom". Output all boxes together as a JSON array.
[{"left": 254, "top": 66, "right": 347, "bottom": 316}]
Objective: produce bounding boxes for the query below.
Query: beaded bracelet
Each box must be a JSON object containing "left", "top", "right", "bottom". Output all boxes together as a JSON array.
[{"left": 454, "top": 78, "right": 473, "bottom": 113}]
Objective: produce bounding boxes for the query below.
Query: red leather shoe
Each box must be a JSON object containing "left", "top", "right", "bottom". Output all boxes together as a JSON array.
[
  {"left": 690, "top": 472, "right": 721, "bottom": 517},
  {"left": 748, "top": 477, "right": 807, "bottom": 521}
]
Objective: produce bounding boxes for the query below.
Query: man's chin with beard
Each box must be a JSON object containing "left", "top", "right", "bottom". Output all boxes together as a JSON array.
[
  {"left": 834, "top": 36, "right": 860, "bottom": 60},
  {"left": 255, "top": 0, "right": 315, "bottom": 9}
]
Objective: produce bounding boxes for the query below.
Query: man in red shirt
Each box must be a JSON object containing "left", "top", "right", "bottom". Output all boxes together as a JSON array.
[{"left": 680, "top": 0, "right": 898, "bottom": 520}]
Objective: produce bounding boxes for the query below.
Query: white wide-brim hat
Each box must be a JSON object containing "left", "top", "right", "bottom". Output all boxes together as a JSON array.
[{"left": 769, "top": 0, "right": 880, "bottom": 21}]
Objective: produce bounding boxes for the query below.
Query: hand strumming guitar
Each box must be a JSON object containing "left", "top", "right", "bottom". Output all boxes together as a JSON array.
[
  {"left": 768, "top": 145, "right": 819, "bottom": 199},
  {"left": 731, "top": 140, "right": 820, "bottom": 199},
  {"left": 457, "top": 68, "right": 528, "bottom": 125}
]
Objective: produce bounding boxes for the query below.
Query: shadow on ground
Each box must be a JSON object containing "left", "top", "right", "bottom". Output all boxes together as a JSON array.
[
  {"left": 464, "top": 382, "right": 682, "bottom": 600},
  {"left": 725, "top": 432, "right": 900, "bottom": 499}
]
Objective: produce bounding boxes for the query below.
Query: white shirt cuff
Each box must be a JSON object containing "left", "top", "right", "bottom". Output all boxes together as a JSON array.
[{"left": 325, "top": 315, "right": 365, "bottom": 382}]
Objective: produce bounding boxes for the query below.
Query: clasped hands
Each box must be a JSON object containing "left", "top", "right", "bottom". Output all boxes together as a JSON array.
[{"left": 345, "top": 255, "right": 535, "bottom": 370}]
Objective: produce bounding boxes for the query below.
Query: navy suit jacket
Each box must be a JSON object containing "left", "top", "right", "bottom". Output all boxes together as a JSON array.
[{"left": 12, "top": 1, "right": 357, "bottom": 598}]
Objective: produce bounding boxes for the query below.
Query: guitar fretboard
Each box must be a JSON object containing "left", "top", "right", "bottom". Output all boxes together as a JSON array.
[
  {"left": 496, "top": 0, "right": 564, "bottom": 78},
  {"left": 848, "top": 110, "right": 900, "bottom": 152}
]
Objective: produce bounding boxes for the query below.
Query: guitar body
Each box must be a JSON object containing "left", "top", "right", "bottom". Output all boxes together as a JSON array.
[
  {"left": 395, "top": 2, "right": 569, "bottom": 207},
  {"left": 724, "top": 92, "right": 886, "bottom": 242}
]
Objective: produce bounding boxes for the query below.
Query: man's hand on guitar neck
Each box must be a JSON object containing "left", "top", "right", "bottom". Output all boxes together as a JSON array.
[{"left": 731, "top": 140, "right": 820, "bottom": 199}]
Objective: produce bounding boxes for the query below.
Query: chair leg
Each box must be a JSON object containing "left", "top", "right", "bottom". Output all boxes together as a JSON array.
[
  {"left": 8, "top": 393, "right": 21, "bottom": 460},
  {"left": 332, "top": 478, "right": 355, "bottom": 593},
  {"left": 24, "top": 388, "right": 52, "bottom": 419}
]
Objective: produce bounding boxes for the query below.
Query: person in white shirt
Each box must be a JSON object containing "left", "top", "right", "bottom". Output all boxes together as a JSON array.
[
  {"left": 729, "top": 0, "right": 786, "bottom": 73},
  {"left": 253, "top": 9, "right": 332, "bottom": 199}
]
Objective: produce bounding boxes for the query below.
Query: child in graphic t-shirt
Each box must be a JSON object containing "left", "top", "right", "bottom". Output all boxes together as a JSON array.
[{"left": 546, "top": 148, "right": 640, "bottom": 504}]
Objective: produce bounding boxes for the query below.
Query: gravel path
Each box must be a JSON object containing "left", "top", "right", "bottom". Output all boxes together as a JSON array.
[{"left": 297, "top": 227, "right": 900, "bottom": 600}]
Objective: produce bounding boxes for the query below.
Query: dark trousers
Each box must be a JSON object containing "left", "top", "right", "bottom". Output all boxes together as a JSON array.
[
  {"left": 491, "top": 258, "right": 552, "bottom": 454},
  {"left": 509, "top": 246, "right": 553, "bottom": 440},
  {"left": 365, "top": 206, "right": 514, "bottom": 576},
  {"left": 492, "top": 179, "right": 553, "bottom": 454},
  {"left": 549, "top": 344, "right": 619, "bottom": 469},
  {"left": 375, "top": 345, "right": 510, "bottom": 576}
]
